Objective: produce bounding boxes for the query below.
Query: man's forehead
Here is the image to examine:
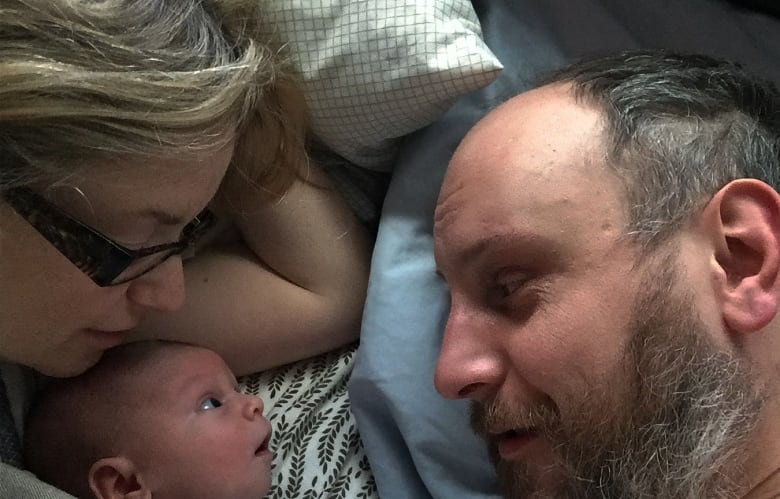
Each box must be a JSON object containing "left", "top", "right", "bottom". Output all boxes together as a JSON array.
[
  {"left": 439, "top": 85, "right": 606, "bottom": 197},
  {"left": 434, "top": 85, "right": 624, "bottom": 259},
  {"left": 464, "top": 84, "right": 597, "bottom": 145}
]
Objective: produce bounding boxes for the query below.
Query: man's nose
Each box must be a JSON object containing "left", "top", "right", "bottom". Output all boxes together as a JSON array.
[
  {"left": 434, "top": 302, "right": 504, "bottom": 401},
  {"left": 125, "top": 256, "right": 186, "bottom": 312}
]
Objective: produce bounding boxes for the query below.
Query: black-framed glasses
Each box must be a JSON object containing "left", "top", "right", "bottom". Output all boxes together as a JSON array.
[{"left": 2, "top": 187, "right": 216, "bottom": 287}]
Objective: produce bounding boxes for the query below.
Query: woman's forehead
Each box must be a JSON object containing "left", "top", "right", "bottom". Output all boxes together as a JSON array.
[{"left": 63, "top": 144, "right": 233, "bottom": 218}]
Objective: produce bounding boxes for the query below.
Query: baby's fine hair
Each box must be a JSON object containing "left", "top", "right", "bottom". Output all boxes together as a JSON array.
[{"left": 24, "top": 340, "right": 195, "bottom": 498}]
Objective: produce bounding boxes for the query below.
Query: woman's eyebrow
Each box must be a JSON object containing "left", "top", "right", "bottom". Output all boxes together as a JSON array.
[{"left": 139, "top": 208, "right": 187, "bottom": 226}]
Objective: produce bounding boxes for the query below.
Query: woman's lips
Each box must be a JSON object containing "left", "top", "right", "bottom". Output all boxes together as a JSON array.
[{"left": 85, "top": 328, "right": 130, "bottom": 348}]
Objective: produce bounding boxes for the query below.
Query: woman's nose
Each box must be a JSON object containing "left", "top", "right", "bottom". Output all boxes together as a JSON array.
[{"left": 125, "top": 256, "right": 186, "bottom": 312}]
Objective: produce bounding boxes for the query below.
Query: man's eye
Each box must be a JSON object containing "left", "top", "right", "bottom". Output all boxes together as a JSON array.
[
  {"left": 494, "top": 268, "right": 530, "bottom": 299},
  {"left": 498, "top": 279, "right": 526, "bottom": 297},
  {"left": 199, "top": 397, "right": 223, "bottom": 411}
]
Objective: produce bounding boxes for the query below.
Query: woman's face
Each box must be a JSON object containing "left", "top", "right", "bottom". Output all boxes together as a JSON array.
[{"left": 0, "top": 144, "right": 233, "bottom": 376}]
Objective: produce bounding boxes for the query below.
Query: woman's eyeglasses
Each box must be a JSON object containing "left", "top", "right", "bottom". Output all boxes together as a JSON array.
[{"left": 2, "top": 187, "right": 215, "bottom": 287}]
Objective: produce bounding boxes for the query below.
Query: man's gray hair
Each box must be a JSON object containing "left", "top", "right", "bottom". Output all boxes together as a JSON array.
[{"left": 546, "top": 50, "right": 780, "bottom": 248}]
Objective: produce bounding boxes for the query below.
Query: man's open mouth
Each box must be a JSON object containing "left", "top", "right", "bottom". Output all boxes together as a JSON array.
[{"left": 496, "top": 427, "right": 539, "bottom": 459}]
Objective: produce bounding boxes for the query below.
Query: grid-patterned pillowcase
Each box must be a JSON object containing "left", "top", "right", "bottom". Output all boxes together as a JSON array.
[{"left": 259, "top": 0, "right": 503, "bottom": 170}]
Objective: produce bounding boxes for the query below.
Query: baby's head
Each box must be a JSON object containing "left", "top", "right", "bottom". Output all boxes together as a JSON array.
[{"left": 25, "top": 340, "right": 273, "bottom": 499}]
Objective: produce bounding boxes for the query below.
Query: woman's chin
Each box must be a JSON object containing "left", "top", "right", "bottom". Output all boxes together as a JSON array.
[{"left": 32, "top": 348, "right": 103, "bottom": 378}]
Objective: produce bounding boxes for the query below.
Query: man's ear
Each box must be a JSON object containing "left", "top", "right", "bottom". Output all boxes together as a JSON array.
[
  {"left": 703, "top": 179, "right": 780, "bottom": 334},
  {"left": 88, "top": 456, "right": 150, "bottom": 499}
]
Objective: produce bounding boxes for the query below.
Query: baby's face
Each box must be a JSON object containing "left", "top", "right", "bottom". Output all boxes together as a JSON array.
[{"left": 129, "top": 346, "right": 272, "bottom": 499}]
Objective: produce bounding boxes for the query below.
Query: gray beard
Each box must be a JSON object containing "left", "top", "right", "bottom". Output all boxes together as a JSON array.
[{"left": 473, "top": 261, "right": 763, "bottom": 499}]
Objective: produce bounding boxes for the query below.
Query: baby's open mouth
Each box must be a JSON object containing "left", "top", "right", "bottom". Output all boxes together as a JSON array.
[{"left": 255, "top": 434, "right": 271, "bottom": 455}]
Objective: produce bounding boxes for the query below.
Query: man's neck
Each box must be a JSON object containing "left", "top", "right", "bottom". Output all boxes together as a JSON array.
[{"left": 741, "top": 399, "right": 780, "bottom": 498}]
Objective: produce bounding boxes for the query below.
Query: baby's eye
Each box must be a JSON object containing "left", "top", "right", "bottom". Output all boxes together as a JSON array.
[{"left": 199, "top": 397, "right": 223, "bottom": 411}]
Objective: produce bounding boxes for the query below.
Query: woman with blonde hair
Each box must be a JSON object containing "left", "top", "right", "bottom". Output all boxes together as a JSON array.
[{"left": 1, "top": 0, "right": 370, "bottom": 496}]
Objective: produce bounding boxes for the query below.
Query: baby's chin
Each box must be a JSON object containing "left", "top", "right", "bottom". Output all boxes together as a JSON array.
[
  {"left": 255, "top": 477, "right": 272, "bottom": 499},
  {"left": 251, "top": 450, "right": 273, "bottom": 497}
]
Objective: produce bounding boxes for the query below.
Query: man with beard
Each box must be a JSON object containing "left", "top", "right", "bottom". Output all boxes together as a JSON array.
[{"left": 432, "top": 50, "right": 780, "bottom": 499}]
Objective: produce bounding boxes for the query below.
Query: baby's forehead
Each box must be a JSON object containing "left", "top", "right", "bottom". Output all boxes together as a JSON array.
[
  {"left": 131, "top": 345, "right": 232, "bottom": 391},
  {"left": 163, "top": 345, "right": 229, "bottom": 373},
  {"left": 130, "top": 344, "right": 218, "bottom": 372}
]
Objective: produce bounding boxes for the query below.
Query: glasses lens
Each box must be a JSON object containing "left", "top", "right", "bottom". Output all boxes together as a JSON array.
[
  {"left": 107, "top": 209, "right": 214, "bottom": 285},
  {"left": 4, "top": 187, "right": 218, "bottom": 287}
]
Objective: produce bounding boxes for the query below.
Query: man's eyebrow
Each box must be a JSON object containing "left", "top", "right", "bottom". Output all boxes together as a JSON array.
[
  {"left": 458, "top": 237, "right": 495, "bottom": 263},
  {"left": 435, "top": 236, "right": 506, "bottom": 283},
  {"left": 455, "top": 232, "right": 542, "bottom": 264},
  {"left": 437, "top": 231, "right": 544, "bottom": 281}
]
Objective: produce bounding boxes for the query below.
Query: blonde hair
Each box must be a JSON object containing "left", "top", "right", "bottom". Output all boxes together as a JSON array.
[
  {"left": 0, "top": 0, "right": 306, "bottom": 193},
  {"left": 217, "top": 0, "right": 310, "bottom": 201}
]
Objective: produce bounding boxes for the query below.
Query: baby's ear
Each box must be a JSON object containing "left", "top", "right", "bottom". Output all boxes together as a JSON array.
[{"left": 88, "top": 456, "right": 150, "bottom": 499}]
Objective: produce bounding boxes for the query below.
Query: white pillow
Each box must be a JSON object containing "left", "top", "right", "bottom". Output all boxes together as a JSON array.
[{"left": 259, "top": 0, "right": 503, "bottom": 170}]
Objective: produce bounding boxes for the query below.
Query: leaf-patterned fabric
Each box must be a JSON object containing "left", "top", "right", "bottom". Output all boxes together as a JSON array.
[{"left": 240, "top": 342, "right": 377, "bottom": 499}]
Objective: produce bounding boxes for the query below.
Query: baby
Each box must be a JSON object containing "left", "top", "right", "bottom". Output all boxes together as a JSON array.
[{"left": 24, "top": 340, "right": 272, "bottom": 499}]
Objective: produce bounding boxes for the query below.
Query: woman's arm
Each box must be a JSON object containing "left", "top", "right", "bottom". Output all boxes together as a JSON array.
[{"left": 131, "top": 163, "right": 372, "bottom": 375}]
